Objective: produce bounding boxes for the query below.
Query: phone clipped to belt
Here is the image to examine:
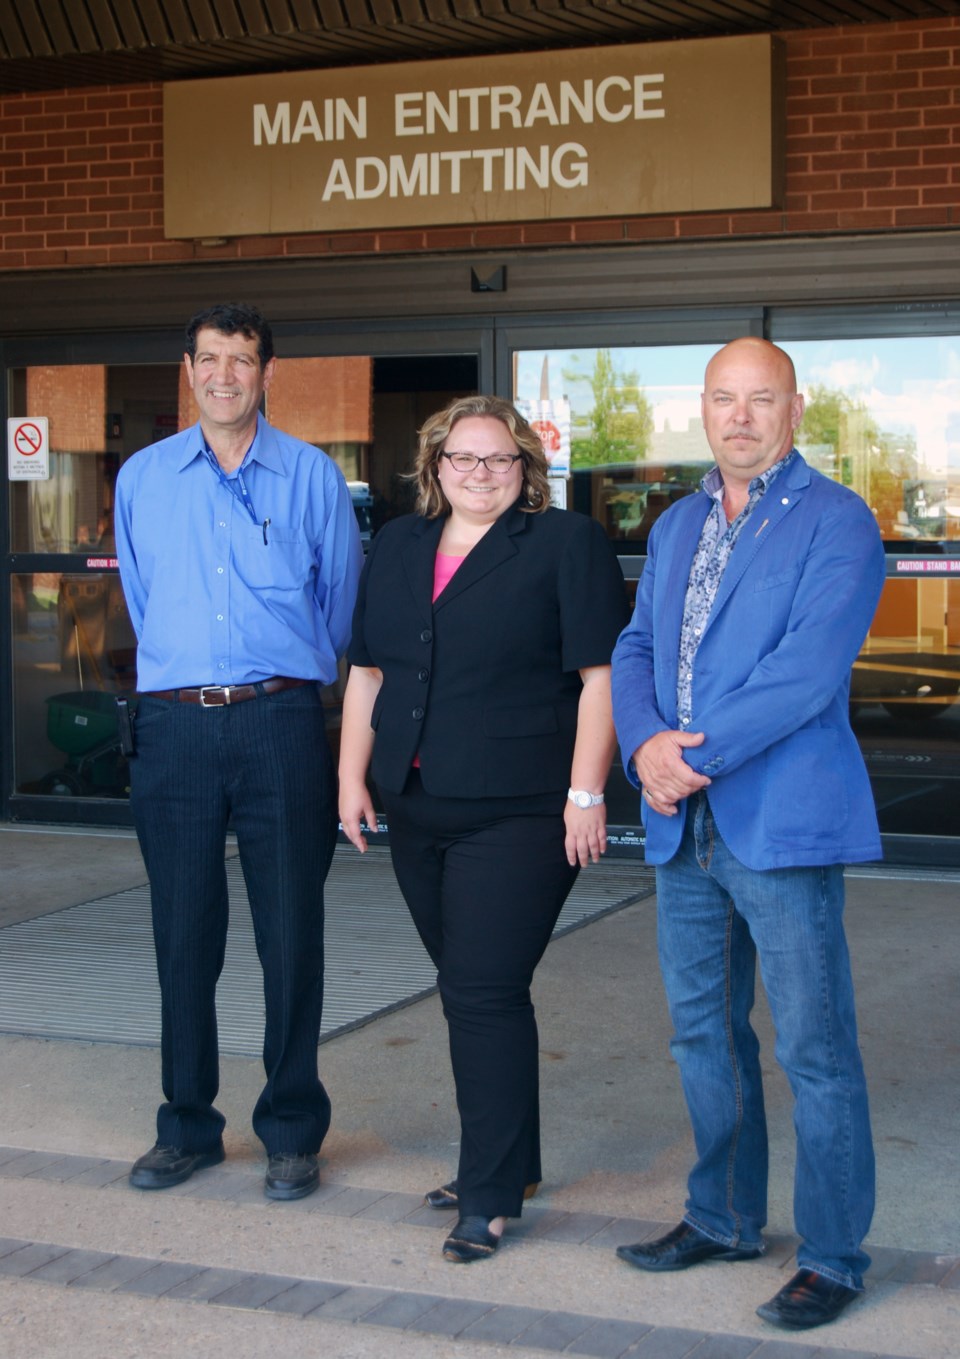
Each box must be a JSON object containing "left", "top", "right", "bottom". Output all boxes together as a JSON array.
[{"left": 116, "top": 696, "right": 136, "bottom": 757}]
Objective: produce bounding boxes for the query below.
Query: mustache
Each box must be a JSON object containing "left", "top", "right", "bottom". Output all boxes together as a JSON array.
[{"left": 724, "top": 429, "right": 760, "bottom": 441}]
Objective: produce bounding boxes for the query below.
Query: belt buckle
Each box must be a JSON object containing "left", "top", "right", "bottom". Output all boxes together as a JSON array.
[{"left": 198, "top": 685, "right": 228, "bottom": 707}]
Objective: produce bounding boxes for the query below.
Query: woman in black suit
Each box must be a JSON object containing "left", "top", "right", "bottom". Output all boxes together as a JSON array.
[{"left": 338, "top": 395, "right": 629, "bottom": 1263}]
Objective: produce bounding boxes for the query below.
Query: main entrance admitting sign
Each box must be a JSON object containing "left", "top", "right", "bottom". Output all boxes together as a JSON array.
[{"left": 164, "top": 35, "right": 783, "bottom": 239}]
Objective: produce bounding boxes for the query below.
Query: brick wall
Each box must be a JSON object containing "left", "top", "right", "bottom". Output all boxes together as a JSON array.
[
  {"left": 25, "top": 365, "right": 106, "bottom": 450},
  {"left": 1, "top": 17, "right": 957, "bottom": 272},
  {"left": 177, "top": 356, "right": 374, "bottom": 443}
]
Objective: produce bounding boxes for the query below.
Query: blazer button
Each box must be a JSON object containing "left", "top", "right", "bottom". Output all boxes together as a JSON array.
[
  {"left": 412, "top": 706, "right": 425, "bottom": 720},
  {"left": 420, "top": 628, "right": 432, "bottom": 643},
  {"left": 418, "top": 668, "right": 429, "bottom": 682}
]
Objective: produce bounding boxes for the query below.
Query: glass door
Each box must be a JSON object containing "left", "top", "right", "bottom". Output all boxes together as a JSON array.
[
  {"left": 510, "top": 339, "right": 731, "bottom": 844},
  {"left": 778, "top": 333, "right": 960, "bottom": 854},
  {"left": 4, "top": 334, "right": 485, "bottom": 822},
  {"left": 506, "top": 325, "right": 960, "bottom": 863}
]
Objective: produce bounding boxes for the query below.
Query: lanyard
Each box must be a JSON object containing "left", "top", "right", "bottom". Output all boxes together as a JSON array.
[{"left": 202, "top": 434, "right": 258, "bottom": 524}]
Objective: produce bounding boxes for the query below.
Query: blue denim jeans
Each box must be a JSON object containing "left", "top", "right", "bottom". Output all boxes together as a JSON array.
[{"left": 655, "top": 793, "right": 875, "bottom": 1289}]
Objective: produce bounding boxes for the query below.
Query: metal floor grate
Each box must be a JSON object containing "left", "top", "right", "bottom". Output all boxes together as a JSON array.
[{"left": 0, "top": 846, "right": 655, "bottom": 1056}]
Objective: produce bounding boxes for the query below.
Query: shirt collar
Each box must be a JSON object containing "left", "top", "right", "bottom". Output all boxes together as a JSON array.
[
  {"left": 176, "top": 414, "right": 285, "bottom": 475},
  {"left": 701, "top": 446, "right": 798, "bottom": 503}
]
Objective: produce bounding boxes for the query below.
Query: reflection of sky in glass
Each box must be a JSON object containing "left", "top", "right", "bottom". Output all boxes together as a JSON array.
[
  {"left": 514, "top": 337, "right": 960, "bottom": 475},
  {"left": 789, "top": 338, "right": 960, "bottom": 476},
  {"left": 515, "top": 345, "right": 713, "bottom": 442}
]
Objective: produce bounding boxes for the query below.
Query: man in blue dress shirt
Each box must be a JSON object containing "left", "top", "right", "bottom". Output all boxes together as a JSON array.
[{"left": 116, "top": 302, "right": 363, "bottom": 1200}]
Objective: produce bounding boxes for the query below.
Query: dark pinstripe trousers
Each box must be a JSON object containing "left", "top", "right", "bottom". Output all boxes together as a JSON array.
[{"left": 129, "top": 684, "right": 336, "bottom": 1155}]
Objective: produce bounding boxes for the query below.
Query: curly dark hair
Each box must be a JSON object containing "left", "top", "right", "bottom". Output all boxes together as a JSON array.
[{"left": 184, "top": 303, "right": 274, "bottom": 366}]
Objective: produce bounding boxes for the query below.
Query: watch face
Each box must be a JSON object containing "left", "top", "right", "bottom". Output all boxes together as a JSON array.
[{"left": 575, "top": 791, "right": 591, "bottom": 808}]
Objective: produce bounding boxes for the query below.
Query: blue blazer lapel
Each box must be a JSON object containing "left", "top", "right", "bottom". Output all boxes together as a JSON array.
[
  {"left": 705, "top": 453, "right": 811, "bottom": 629},
  {"left": 662, "top": 493, "right": 711, "bottom": 642}
]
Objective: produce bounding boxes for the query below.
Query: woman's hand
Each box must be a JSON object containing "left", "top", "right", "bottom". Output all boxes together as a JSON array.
[
  {"left": 564, "top": 664, "right": 616, "bottom": 867},
  {"left": 338, "top": 664, "right": 384, "bottom": 854},
  {"left": 564, "top": 800, "right": 607, "bottom": 867},
  {"left": 338, "top": 778, "right": 379, "bottom": 854}
]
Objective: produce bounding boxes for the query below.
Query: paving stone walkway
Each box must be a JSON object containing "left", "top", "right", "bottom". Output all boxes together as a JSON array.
[{"left": 2, "top": 1144, "right": 954, "bottom": 1359}]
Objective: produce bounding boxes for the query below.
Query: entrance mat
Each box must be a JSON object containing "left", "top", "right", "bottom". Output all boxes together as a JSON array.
[{"left": 0, "top": 846, "right": 655, "bottom": 1056}]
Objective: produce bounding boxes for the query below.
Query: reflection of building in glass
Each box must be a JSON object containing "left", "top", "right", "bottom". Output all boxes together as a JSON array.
[
  {"left": 944, "top": 413, "right": 960, "bottom": 539},
  {"left": 650, "top": 417, "right": 710, "bottom": 465}
]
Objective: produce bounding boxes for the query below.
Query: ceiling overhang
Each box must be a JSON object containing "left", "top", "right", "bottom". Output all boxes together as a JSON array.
[{"left": 4, "top": 1, "right": 960, "bottom": 96}]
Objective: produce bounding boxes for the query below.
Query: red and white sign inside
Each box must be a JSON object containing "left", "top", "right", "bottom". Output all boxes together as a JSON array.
[{"left": 7, "top": 417, "right": 50, "bottom": 481}]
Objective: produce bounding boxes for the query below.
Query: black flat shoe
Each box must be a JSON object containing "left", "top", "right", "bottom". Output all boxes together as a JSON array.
[
  {"left": 442, "top": 1216, "right": 502, "bottom": 1263},
  {"left": 616, "top": 1221, "right": 764, "bottom": 1272},
  {"left": 264, "top": 1152, "right": 320, "bottom": 1201},
  {"left": 425, "top": 1179, "right": 539, "bottom": 1210},
  {"left": 756, "top": 1268, "right": 860, "bottom": 1329},
  {"left": 129, "top": 1141, "right": 225, "bottom": 1191},
  {"left": 424, "top": 1180, "right": 460, "bottom": 1209}
]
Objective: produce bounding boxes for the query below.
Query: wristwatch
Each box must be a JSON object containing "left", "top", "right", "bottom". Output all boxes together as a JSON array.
[{"left": 567, "top": 788, "right": 605, "bottom": 809}]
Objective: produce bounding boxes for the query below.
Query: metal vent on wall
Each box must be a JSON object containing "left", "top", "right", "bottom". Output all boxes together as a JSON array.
[{"left": 0, "top": 846, "right": 656, "bottom": 1056}]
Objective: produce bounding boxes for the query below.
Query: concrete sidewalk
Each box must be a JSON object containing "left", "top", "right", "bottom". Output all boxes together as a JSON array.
[{"left": 0, "top": 825, "right": 957, "bottom": 1359}]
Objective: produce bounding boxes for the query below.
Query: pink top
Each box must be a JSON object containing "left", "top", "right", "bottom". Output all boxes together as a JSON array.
[
  {"left": 413, "top": 552, "right": 465, "bottom": 769},
  {"left": 432, "top": 550, "right": 465, "bottom": 601}
]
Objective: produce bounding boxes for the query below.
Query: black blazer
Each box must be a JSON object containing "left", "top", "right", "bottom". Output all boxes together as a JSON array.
[{"left": 348, "top": 504, "right": 630, "bottom": 798}]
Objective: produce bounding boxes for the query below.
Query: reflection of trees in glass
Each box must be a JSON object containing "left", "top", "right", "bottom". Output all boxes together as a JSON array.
[
  {"left": 563, "top": 349, "right": 654, "bottom": 467},
  {"left": 798, "top": 384, "right": 861, "bottom": 473},
  {"left": 798, "top": 383, "right": 919, "bottom": 535}
]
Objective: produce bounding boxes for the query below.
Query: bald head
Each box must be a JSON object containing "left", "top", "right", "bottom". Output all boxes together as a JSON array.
[
  {"left": 701, "top": 337, "right": 804, "bottom": 493},
  {"left": 705, "top": 337, "right": 798, "bottom": 395}
]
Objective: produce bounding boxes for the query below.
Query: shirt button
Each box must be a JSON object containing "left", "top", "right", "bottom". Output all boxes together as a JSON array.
[
  {"left": 218, "top": 663, "right": 225, "bottom": 671},
  {"left": 418, "top": 669, "right": 429, "bottom": 682},
  {"left": 412, "top": 706, "right": 425, "bottom": 720},
  {"left": 219, "top": 520, "right": 226, "bottom": 528},
  {"left": 217, "top": 567, "right": 224, "bottom": 575},
  {"left": 216, "top": 614, "right": 224, "bottom": 622},
  {"left": 420, "top": 629, "right": 432, "bottom": 643}
]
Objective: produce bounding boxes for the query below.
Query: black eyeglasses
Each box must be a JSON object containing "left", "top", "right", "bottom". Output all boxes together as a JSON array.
[{"left": 440, "top": 451, "right": 523, "bottom": 474}]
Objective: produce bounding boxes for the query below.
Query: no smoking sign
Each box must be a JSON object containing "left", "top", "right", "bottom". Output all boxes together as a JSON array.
[{"left": 7, "top": 416, "right": 50, "bottom": 480}]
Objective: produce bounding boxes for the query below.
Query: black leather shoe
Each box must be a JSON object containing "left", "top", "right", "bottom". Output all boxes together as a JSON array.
[
  {"left": 129, "top": 1141, "right": 225, "bottom": 1190},
  {"left": 442, "top": 1216, "right": 502, "bottom": 1263},
  {"left": 756, "top": 1268, "right": 860, "bottom": 1329},
  {"left": 616, "top": 1221, "right": 763, "bottom": 1272},
  {"left": 425, "top": 1179, "right": 538, "bottom": 1210},
  {"left": 264, "top": 1152, "right": 319, "bottom": 1201}
]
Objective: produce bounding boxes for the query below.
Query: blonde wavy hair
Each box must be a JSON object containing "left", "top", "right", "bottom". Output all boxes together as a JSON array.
[{"left": 410, "top": 395, "right": 552, "bottom": 520}]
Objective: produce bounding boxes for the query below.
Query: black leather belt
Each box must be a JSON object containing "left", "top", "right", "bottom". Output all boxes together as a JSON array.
[{"left": 144, "top": 676, "right": 309, "bottom": 707}]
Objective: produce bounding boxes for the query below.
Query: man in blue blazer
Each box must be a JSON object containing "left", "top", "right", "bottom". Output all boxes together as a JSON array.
[{"left": 611, "top": 338, "right": 885, "bottom": 1331}]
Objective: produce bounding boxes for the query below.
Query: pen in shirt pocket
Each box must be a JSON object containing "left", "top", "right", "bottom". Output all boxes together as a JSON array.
[{"left": 262, "top": 518, "right": 271, "bottom": 546}]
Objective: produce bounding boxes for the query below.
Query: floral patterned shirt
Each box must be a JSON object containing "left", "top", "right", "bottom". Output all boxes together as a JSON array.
[{"left": 676, "top": 450, "right": 797, "bottom": 727}]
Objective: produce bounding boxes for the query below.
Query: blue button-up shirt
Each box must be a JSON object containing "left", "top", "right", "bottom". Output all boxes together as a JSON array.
[
  {"left": 115, "top": 416, "right": 364, "bottom": 691},
  {"left": 677, "top": 450, "right": 797, "bottom": 726}
]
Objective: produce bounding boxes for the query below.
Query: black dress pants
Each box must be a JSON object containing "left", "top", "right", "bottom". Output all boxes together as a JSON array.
[
  {"left": 380, "top": 772, "right": 578, "bottom": 1219},
  {"left": 130, "top": 684, "right": 336, "bottom": 1155}
]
